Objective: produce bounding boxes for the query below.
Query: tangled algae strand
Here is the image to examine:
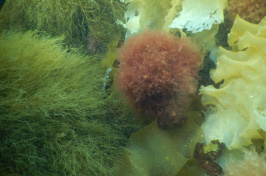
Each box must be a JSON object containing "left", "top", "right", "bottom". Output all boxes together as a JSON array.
[
  {"left": 0, "top": 30, "right": 138, "bottom": 176},
  {"left": 0, "top": 0, "right": 126, "bottom": 50},
  {"left": 0, "top": 30, "right": 105, "bottom": 118}
]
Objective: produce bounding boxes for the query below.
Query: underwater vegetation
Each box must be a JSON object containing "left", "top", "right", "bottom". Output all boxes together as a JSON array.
[
  {"left": 0, "top": 30, "right": 141, "bottom": 176},
  {"left": 0, "top": 0, "right": 266, "bottom": 175},
  {"left": 117, "top": 30, "right": 202, "bottom": 129},
  {"left": 117, "top": 0, "right": 181, "bottom": 37},
  {"left": 0, "top": 31, "right": 105, "bottom": 118},
  {"left": 169, "top": 0, "right": 227, "bottom": 33},
  {"left": 200, "top": 15, "right": 266, "bottom": 150},
  {"left": 0, "top": 0, "right": 126, "bottom": 50},
  {"left": 117, "top": 112, "right": 206, "bottom": 176},
  {"left": 226, "top": 0, "right": 266, "bottom": 24},
  {"left": 222, "top": 148, "right": 266, "bottom": 176},
  {"left": 116, "top": 0, "right": 266, "bottom": 175},
  {"left": 199, "top": 15, "right": 266, "bottom": 175}
]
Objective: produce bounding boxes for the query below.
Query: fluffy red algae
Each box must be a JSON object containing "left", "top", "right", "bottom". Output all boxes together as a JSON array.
[
  {"left": 117, "top": 30, "right": 202, "bottom": 129},
  {"left": 226, "top": 0, "right": 266, "bottom": 24}
]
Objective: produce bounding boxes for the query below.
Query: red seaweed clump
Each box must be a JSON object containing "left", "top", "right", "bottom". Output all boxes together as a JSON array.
[
  {"left": 117, "top": 30, "right": 202, "bottom": 129},
  {"left": 226, "top": 0, "right": 266, "bottom": 24}
]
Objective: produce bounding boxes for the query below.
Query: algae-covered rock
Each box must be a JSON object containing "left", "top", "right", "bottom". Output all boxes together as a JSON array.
[{"left": 117, "top": 112, "right": 204, "bottom": 176}]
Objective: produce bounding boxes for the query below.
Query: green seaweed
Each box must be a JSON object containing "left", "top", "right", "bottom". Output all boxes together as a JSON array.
[
  {"left": 0, "top": 116, "right": 125, "bottom": 176},
  {"left": 0, "top": 30, "right": 104, "bottom": 118},
  {"left": 0, "top": 31, "right": 141, "bottom": 176},
  {"left": 0, "top": 0, "right": 126, "bottom": 50}
]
